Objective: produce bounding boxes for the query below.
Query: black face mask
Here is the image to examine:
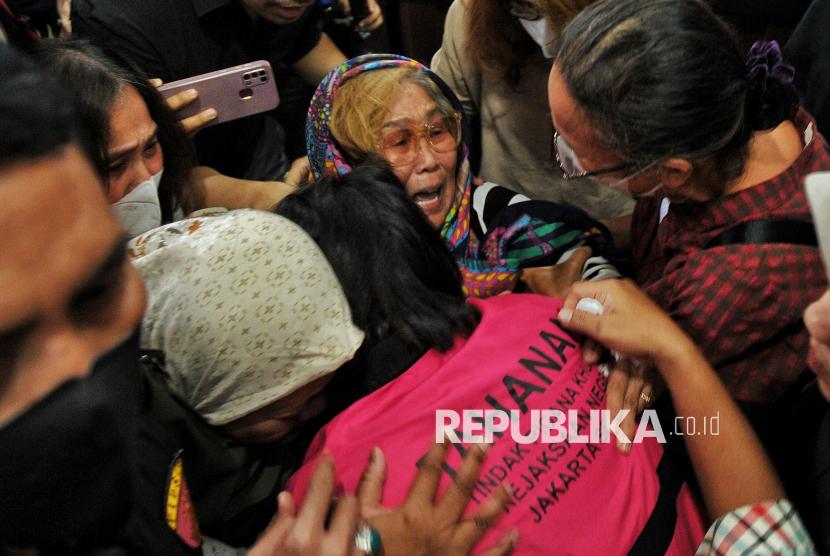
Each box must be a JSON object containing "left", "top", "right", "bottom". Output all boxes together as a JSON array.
[{"left": 0, "top": 331, "right": 141, "bottom": 551}]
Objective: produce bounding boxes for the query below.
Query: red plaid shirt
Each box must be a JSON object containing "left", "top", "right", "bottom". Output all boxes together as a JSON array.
[{"left": 633, "top": 109, "right": 830, "bottom": 405}]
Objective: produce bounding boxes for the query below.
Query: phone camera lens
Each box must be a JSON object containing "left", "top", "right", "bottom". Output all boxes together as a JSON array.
[{"left": 260, "top": 76, "right": 267, "bottom": 83}]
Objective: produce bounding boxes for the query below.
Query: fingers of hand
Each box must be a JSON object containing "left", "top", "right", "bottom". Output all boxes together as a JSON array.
[
  {"left": 180, "top": 109, "right": 217, "bottom": 136},
  {"left": 621, "top": 364, "right": 644, "bottom": 414},
  {"left": 453, "top": 482, "right": 512, "bottom": 550},
  {"left": 275, "top": 497, "right": 357, "bottom": 556},
  {"left": 357, "top": 11, "right": 383, "bottom": 31},
  {"left": 618, "top": 359, "right": 645, "bottom": 452},
  {"left": 516, "top": 266, "right": 549, "bottom": 296},
  {"left": 581, "top": 338, "right": 603, "bottom": 365},
  {"left": 149, "top": 78, "right": 164, "bottom": 87},
  {"left": 637, "top": 382, "right": 653, "bottom": 415},
  {"left": 438, "top": 442, "right": 489, "bottom": 523},
  {"left": 278, "top": 491, "right": 297, "bottom": 518},
  {"left": 805, "top": 292, "right": 830, "bottom": 342},
  {"left": 478, "top": 528, "right": 519, "bottom": 556},
  {"left": 356, "top": 447, "right": 386, "bottom": 512},
  {"left": 558, "top": 302, "right": 602, "bottom": 337},
  {"left": 560, "top": 279, "right": 619, "bottom": 318},
  {"left": 298, "top": 456, "right": 337, "bottom": 528},
  {"left": 549, "top": 248, "right": 592, "bottom": 298},
  {"left": 357, "top": 0, "right": 384, "bottom": 30},
  {"left": 247, "top": 498, "right": 297, "bottom": 556},
  {"left": 519, "top": 264, "right": 577, "bottom": 299},
  {"left": 606, "top": 360, "right": 631, "bottom": 417},
  {"left": 165, "top": 88, "right": 198, "bottom": 111},
  {"left": 809, "top": 336, "right": 830, "bottom": 377},
  {"left": 326, "top": 494, "right": 359, "bottom": 548},
  {"left": 407, "top": 436, "right": 450, "bottom": 505},
  {"left": 570, "top": 245, "right": 592, "bottom": 269},
  {"left": 285, "top": 157, "right": 311, "bottom": 186}
]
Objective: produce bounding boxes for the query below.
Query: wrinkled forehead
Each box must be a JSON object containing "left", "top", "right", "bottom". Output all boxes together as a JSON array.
[{"left": 382, "top": 84, "right": 446, "bottom": 127}]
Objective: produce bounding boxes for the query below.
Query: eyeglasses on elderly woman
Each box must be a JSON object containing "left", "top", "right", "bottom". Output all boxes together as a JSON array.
[{"left": 377, "top": 111, "right": 462, "bottom": 167}]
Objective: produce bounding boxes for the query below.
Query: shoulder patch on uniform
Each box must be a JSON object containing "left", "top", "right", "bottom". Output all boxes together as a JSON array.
[{"left": 165, "top": 450, "right": 202, "bottom": 548}]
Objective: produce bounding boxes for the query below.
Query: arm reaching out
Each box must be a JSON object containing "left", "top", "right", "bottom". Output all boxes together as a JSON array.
[
  {"left": 187, "top": 166, "right": 297, "bottom": 213},
  {"left": 558, "top": 279, "right": 785, "bottom": 520}
]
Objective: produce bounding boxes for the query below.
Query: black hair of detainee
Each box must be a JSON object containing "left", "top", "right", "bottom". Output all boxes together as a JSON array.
[
  {"left": 28, "top": 38, "right": 194, "bottom": 223},
  {"left": 0, "top": 45, "right": 96, "bottom": 172},
  {"left": 274, "top": 158, "right": 481, "bottom": 353}
]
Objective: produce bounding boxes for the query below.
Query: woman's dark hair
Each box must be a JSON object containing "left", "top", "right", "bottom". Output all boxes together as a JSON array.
[
  {"left": 30, "top": 38, "right": 194, "bottom": 222},
  {"left": 273, "top": 159, "right": 480, "bottom": 352},
  {"left": 554, "top": 0, "right": 799, "bottom": 186}
]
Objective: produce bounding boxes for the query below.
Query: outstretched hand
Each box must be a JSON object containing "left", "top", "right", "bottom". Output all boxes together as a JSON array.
[
  {"left": 357, "top": 439, "right": 518, "bottom": 556},
  {"left": 558, "top": 279, "right": 690, "bottom": 367},
  {"left": 557, "top": 279, "right": 683, "bottom": 453}
]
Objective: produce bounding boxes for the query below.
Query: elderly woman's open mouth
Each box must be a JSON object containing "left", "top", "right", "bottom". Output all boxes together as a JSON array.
[{"left": 412, "top": 184, "right": 444, "bottom": 210}]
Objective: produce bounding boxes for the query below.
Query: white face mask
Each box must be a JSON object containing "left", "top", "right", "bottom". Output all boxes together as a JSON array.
[
  {"left": 111, "top": 170, "right": 163, "bottom": 239},
  {"left": 595, "top": 168, "right": 662, "bottom": 199},
  {"left": 600, "top": 175, "right": 663, "bottom": 199},
  {"left": 519, "top": 18, "right": 557, "bottom": 58}
]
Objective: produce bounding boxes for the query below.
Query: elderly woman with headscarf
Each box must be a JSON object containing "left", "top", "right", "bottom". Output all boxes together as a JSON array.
[{"left": 307, "top": 55, "right": 620, "bottom": 299}]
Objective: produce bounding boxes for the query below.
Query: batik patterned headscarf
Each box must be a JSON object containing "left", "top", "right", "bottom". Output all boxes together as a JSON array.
[
  {"left": 306, "top": 55, "right": 526, "bottom": 296},
  {"left": 130, "top": 209, "right": 365, "bottom": 426}
]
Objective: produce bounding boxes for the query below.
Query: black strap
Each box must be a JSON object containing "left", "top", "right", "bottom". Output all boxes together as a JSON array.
[
  {"left": 705, "top": 219, "right": 818, "bottom": 249},
  {"left": 626, "top": 453, "right": 685, "bottom": 556}
]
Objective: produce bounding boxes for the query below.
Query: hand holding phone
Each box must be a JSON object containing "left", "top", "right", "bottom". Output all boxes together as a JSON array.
[
  {"left": 155, "top": 83, "right": 216, "bottom": 136},
  {"left": 157, "top": 61, "right": 280, "bottom": 131}
]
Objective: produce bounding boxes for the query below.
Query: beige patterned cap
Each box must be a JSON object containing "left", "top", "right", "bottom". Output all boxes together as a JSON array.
[{"left": 131, "top": 209, "right": 365, "bottom": 425}]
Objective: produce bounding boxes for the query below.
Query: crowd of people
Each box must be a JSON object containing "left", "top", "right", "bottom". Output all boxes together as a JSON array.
[{"left": 1, "top": 0, "right": 829, "bottom": 554}]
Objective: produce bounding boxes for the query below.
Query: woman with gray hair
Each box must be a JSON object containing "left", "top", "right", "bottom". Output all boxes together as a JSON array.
[{"left": 549, "top": 0, "right": 830, "bottom": 412}]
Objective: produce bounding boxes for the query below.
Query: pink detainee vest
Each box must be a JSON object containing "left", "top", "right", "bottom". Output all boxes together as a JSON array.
[{"left": 288, "top": 294, "right": 706, "bottom": 555}]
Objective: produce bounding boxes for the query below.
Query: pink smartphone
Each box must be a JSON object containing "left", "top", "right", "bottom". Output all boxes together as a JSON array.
[{"left": 157, "top": 60, "right": 279, "bottom": 128}]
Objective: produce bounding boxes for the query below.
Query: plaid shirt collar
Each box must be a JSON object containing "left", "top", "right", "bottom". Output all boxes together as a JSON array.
[{"left": 655, "top": 109, "right": 822, "bottom": 248}]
